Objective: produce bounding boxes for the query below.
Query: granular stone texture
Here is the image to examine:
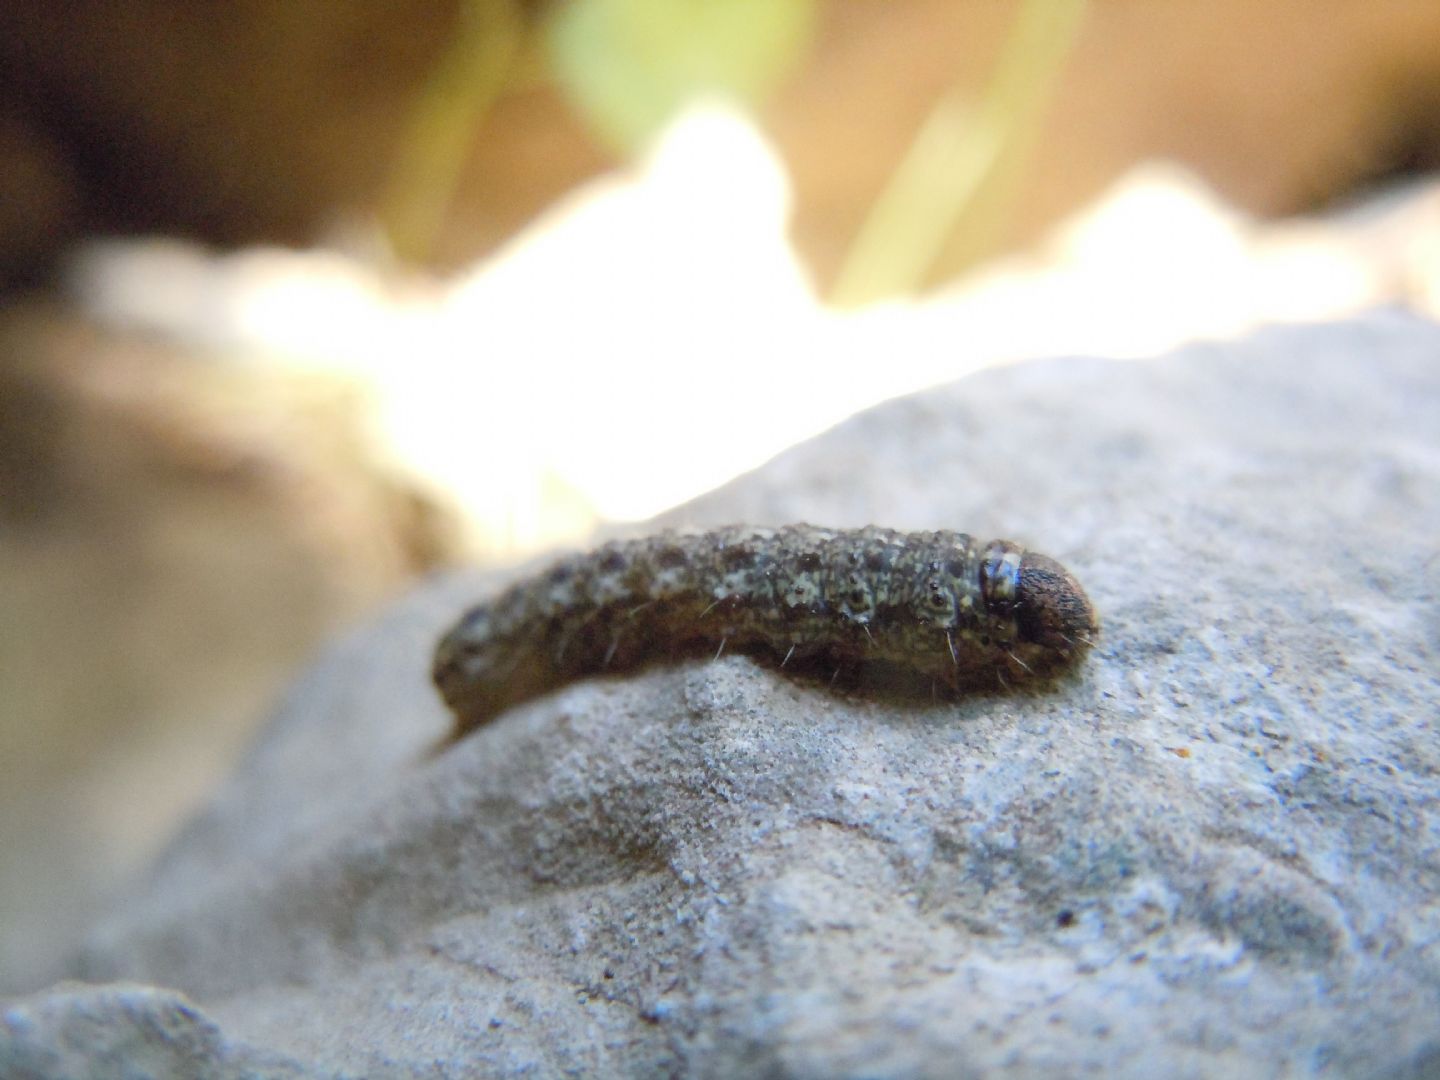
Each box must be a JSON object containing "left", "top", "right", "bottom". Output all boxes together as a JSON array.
[
  {"left": 0, "top": 983, "right": 307, "bottom": 1078},
  {"left": 5, "top": 312, "right": 1438, "bottom": 1078}
]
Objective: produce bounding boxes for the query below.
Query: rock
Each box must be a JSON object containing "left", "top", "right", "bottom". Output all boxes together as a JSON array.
[
  {"left": 6, "top": 312, "right": 1439, "bottom": 1077},
  {"left": 0, "top": 303, "right": 450, "bottom": 997},
  {"left": 0, "top": 983, "right": 307, "bottom": 1078}
]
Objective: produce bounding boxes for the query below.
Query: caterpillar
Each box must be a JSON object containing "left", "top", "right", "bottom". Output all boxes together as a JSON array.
[{"left": 433, "top": 525, "right": 1097, "bottom": 738}]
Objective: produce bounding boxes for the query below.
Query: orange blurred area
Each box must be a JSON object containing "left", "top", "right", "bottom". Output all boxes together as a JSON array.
[{"left": 4, "top": 0, "right": 1440, "bottom": 994}]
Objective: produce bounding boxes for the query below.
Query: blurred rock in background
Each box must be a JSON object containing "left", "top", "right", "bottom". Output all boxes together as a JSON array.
[{"left": 0, "top": 303, "right": 453, "bottom": 990}]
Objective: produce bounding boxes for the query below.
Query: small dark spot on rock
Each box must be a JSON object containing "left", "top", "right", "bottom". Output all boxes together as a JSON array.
[{"left": 1057, "top": 909, "right": 1076, "bottom": 928}]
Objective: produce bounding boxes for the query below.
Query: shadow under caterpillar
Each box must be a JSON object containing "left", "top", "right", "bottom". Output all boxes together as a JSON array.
[{"left": 434, "top": 525, "right": 1098, "bottom": 738}]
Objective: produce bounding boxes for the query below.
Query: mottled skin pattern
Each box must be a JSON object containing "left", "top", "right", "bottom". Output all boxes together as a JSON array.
[{"left": 434, "top": 525, "right": 1098, "bottom": 738}]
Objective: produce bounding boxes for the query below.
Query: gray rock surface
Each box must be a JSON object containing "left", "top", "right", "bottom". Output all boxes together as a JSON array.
[
  {"left": 0, "top": 983, "right": 308, "bottom": 1078},
  {"left": 5, "top": 312, "right": 1439, "bottom": 1077}
]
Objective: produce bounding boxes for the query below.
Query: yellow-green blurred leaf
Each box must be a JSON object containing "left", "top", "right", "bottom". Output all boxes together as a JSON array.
[
  {"left": 383, "top": 0, "right": 525, "bottom": 264},
  {"left": 548, "top": 0, "right": 815, "bottom": 154},
  {"left": 830, "top": 0, "right": 1088, "bottom": 307}
]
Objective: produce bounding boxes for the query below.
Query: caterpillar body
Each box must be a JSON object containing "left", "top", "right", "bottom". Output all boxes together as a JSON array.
[{"left": 434, "top": 525, "right": 1097, "bottom": 738}]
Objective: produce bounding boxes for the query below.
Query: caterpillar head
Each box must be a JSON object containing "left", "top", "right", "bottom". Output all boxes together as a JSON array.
[{"left": 1014, "top": 552, "right": 1098, "bottom": 655}]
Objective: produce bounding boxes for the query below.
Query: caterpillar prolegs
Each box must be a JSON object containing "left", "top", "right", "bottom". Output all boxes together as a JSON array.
[{"left": 434, "top": 525, "right": 1098, "bottom": 738}]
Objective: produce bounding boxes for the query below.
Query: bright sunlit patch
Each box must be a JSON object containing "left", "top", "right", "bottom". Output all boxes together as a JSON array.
[{"left": 68, "top": 106, "right": 1440, "bottom": 560}]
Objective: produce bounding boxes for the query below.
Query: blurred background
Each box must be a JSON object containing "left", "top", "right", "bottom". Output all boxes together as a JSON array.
[{"left": 4, "top": 0, "right": 1440, "bottom": 994}]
